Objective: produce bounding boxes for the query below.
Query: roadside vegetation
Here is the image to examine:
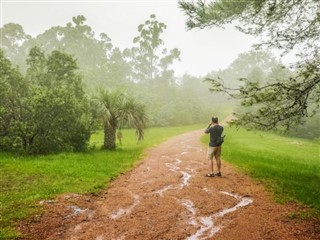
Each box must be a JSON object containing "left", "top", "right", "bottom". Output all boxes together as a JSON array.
[
  {"left": 0, "top": 124, "right": 203, "bottom": 239},
  {"left": 202, "top": 127, "right": 320, "bottom": 216}
]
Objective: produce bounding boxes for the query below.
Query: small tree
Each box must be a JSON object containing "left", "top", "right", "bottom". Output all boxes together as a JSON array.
[{"left": 99, "top": 89, "right": 147, "bottom": 150}]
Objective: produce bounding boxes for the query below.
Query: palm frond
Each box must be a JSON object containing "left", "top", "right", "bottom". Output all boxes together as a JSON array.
[{"left": 99, "top": 88, "right": 147, "bottom": 145}]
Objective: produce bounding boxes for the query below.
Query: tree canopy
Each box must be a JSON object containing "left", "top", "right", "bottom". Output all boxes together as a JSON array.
[
  {"left": 179, "top": 0, "right": 320, "bottom": 130},
  {"left": 0, "top": 47, "right": 91, "bottom": 154},
  {"left": 124, "top": 14, "right": 181, "bottom": 85}
]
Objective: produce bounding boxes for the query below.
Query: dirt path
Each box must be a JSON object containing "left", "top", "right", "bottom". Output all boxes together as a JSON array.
[{"left": 19, "top": 118, "right": 319, "bottom": 240}]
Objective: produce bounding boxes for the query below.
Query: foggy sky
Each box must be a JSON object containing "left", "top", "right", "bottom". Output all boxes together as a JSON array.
[{"left": 1, "top": 0, "right": 259, "bottom": 76}]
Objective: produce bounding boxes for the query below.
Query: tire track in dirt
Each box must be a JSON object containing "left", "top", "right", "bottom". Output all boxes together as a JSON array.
[{"left": 19, "top": 115, "right": 319, "bottom": 240}]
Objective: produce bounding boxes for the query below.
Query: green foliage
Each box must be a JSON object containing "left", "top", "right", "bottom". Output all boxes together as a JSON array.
[
  {"left": 207, "top": 58, "right": 320, "bottom": 131},
  {"left": 1, "top": 14, "right": 225, "bottom": 129},
  {"left": 0, "top": 48, "right": 91, "bottom": 154},
  {"left": 228, "top": 50, "right": 278, "bottom": 84},
  {"left": 202, "top": 126, "right": 320, "bottom": 213},
  {"left": 0, "top": 49, "right": 29, "bottom": 152},
  {"left": 0, "top": 124, "right": 203, "bottom": 239},
  {"left": 206, "top": 50, "right": 280, "bottom": 89},
  {"left": 1, "top": 15, "right": 115, "bottom": 89},
  {"left": 0, "top": 23, "right": 31, "bottom": 67},
  {"left": 179, "top": 0, "right": 319, "bottom": 54},
  {"left": 98, "top": 89, "right": 147, "bottom": 150},
  {"left": 180, "top": 0, "right": 320, "bottom": 130}
]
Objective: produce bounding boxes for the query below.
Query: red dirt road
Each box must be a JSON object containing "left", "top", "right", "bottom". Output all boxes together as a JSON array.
[{"left": 19, "top": 121, "right": 319, "bottom": 239}]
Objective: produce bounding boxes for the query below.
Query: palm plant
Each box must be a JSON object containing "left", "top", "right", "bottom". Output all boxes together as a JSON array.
[{"left": 99, "top": 89, "right": 147, "bottom": 150}]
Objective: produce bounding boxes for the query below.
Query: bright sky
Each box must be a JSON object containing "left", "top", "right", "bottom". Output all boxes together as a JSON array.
[{"left": 0, "top": 0, "right": 259, "bottom": 76}]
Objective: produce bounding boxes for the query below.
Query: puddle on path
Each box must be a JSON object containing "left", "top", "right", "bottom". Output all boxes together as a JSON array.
[
  {"left": 183, "top": 191, "right": 253, "bottom": 240},
  {"left": 110, "top": 191, "right": 140, "bottom": 220},
  {"left": 216, "top": 192, "right": 253, "bottom": 217},
  {"left": 166, "top": 159, "right": 181, "bottom": 172},
  {"left": 66, "top": 206, "right": 88, "bottom": 218},
  {"left": 179, "top": 171, "right": 191, "bottom": 188},
  {"left": 155, "top": 157, "right": 192, "bottom": 196},
  {"left": 155, "top": 185, "right": 175, "bottom": 197}
]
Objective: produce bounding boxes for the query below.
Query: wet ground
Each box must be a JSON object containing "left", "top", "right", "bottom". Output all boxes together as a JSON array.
[{"left": 18, "top": 118, "right": 319, "bottom": 240}]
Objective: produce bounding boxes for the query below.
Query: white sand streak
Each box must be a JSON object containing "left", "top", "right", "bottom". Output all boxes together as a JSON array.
[
  {"left": 110, "top": 190, "right": 140, "bottom": 220},
  {"left": 154, "top": 185, "right": 175, "bottom": 197},
  {"left": 181, "top": 200, "right": 197, "bottom": 226},
  {"left": 216, "top": 192, "right": 253, "bottom": 218},
  {"left": 155, "top": 158, "right": 192, "bottom": 196},
  {"left": 67, "top": 206, "right": 88, "bottom": 218},
  {"left": 184, "top": 191, "right": 253, "bottom": 240},
  {"left": 180, "top": 171, "right": 191, "bottom": 189}
]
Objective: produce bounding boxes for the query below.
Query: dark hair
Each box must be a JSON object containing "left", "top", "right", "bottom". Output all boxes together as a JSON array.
[{"left": 211, "top": 116, "right": 218, "bottom": 123}]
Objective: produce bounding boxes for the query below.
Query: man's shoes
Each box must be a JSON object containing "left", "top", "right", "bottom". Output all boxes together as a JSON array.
[
  {"left": 206, "top": 173, "right": 215, "bottom": 177},
  {"left": 215, "top": 172, "right": 222, "bottom": 177}
]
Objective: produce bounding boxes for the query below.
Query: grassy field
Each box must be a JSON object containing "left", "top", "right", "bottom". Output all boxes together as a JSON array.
[
  {"left": 0, "top": 124, "right": 203, "bottom": 239},
  {"left": 202, "top": 127, "right": 320, "bottom": 216}
]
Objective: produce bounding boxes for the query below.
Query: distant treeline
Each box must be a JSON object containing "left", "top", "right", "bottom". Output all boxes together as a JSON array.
[
  {"left": 1, "top": 15, "right": 318, "bottom": 154},
  {"left": 1, "top": 15, "right": 222, "bottom": 127}
]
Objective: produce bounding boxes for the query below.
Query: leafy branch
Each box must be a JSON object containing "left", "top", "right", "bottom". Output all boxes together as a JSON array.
[{"left": 205, "top": 57, "right": 320, "bottom": 130}]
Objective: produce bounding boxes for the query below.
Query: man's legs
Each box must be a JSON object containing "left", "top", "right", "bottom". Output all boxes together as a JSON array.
[
  {"left": 216, "top": 156, "right": 221, "bottom": 173},
  {"left": 207, "top": 147, "right": 215, "bottom": 176},
  {"left": 210, "top": 158, "right": 214, "bottom": 174},
  {"left": 213, "top": 146, "right": 222, "bottom": 176}
]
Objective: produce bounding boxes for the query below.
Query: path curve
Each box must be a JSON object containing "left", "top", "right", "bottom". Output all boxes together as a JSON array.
[{"left": 19, "top": 117, "right": 319, "bottom": 240}]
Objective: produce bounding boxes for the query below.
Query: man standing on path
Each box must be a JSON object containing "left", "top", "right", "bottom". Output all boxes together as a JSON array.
[{"left": 204, "top": 116, "right": 224, "bottom": 177}]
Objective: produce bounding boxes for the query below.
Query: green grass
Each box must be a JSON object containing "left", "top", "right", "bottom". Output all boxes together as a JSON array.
[
  {"left": 0, "top": 124, "right": 203, "bottom": 239},
  {"left": 202, "top": 127, "right": 320, "bottom": 215}
]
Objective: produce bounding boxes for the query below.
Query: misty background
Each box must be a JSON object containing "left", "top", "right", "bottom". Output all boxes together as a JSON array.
[
  {"left": 1, "top": 0, "right": 287, "bottom": 76},
  {"left": 1, "top": 0, "right": 318, "bottom": 155}
]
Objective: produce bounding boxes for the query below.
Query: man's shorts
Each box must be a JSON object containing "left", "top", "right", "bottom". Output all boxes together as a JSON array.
[{"left": 207, "top": 146, "right": 221, "bottom": 160}]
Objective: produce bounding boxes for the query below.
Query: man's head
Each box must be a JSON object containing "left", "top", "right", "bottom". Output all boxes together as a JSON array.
[{"left": 211, "top": 116, "right": 218, "bottom": 124}]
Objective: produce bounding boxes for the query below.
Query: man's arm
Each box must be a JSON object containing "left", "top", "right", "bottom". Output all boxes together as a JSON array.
[{"left": 204, "top": 123, "right": 212, "bottom": 133}]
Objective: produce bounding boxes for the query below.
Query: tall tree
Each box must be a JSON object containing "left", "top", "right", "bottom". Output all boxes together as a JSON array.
[
  {"left": 124, "top": 14, "right": 180, "bottom": 85},
  {"left": 179, "top": 0, "right": 320, "bottom": 130},
  {"left": 206, "top": 50, "right": 280, "bottom": 89},
  {"left": 228, "top": 50, "right": 279, "bottom": 78},
  {"left": 0, "top": 23, "right": 31, "bottom": 67},
  {"left": 99, "top": 89, "right": 147, "bottom": 150},
  {"left": 106, "top": 47, "right": 132, "bottom": 89},
  {"left": 121, "top": 15, "right": 181, "bottom": 127},
  {"left": 0, "top": 16, "right": 117, "bottom": 89},
  {"left": 31, "top": 15, "right": 113, "bottom": 69}
]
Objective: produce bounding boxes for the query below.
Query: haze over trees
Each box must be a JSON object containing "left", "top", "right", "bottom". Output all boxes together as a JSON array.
[
  {"left": 0, "top": 14, "right": 218, "bottom": 154},
  {"left": 179, "top": 0, "right": 320, "bottom": 130},
  {"left": 1, "top": 5, "right": 319, "bottom": 155}
]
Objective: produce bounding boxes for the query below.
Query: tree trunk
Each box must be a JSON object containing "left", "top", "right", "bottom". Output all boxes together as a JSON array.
[{"left": 103, "top": 122, "right": 116, "bottom": 150}]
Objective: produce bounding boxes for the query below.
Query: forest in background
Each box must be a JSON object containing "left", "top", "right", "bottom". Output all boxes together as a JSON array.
[{"left": 1, "top": 14, "right": 319, "bottom": 154}]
